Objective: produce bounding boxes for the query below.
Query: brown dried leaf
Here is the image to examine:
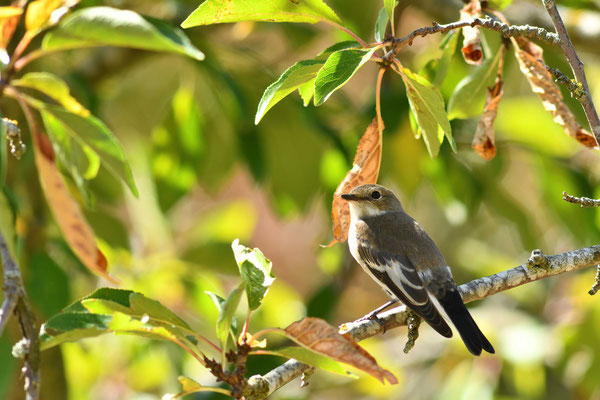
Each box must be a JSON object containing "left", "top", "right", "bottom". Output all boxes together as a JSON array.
[
  {"left": 33, "top": 132, "right": 118, "bottom": 283},
  {"left": 473, "top": 79, "right": 503, "bottom": 160},
  {"left": 514, "top": 38, "right": 598, "bottom": 149},
  {"left": 460, "top": 0, "right": 483, "bottom": 65},
  {"left": 329, "top": 117, "right": 383, "bottom": 245},
  {"left": 285, "top": 317, "right": 398, "bottom": 384}
]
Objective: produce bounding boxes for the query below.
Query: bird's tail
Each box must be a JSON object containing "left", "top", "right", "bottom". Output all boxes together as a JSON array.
[{"left": 438, "top": 289, "right": 495, "bottom": 356}]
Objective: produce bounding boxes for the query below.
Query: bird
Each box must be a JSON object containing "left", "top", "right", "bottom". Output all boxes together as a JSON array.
[{"left": 341, "top": 184, "right": 494, "bottom": 356}]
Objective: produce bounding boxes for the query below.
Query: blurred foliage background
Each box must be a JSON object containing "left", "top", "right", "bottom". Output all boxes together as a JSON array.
[{"left": 2, "top": 0, "right": 600, "bottom": 399}]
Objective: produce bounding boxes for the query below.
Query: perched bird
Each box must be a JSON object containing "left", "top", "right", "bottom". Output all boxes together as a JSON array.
[{"left": 341, "top": 184, "right": 494, "bottom": 355}]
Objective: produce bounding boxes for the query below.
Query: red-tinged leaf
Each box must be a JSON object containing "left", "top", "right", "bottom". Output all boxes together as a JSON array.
[
  {"left": 473, "top": 79, "right": 503, "bottom": 160},
  {"left": 33, "top": 132, "right": 118, "bottom": 282},
  {"left": 514, "top": 38, "right": 598, "bottom": 149},
  {"left": 284, "top": 317, "right": 397, "bottom": 384},
  {"left": 0, "top": 6, "right": 23, "bottom": 57},
  {"left": 460, "top": 0, "right": 483, "bottom": 65},
  {"left": 329, "top": 117, "right": 382, "bottom": 245}
]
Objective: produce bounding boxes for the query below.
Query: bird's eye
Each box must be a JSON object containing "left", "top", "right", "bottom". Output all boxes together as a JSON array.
[{"left": 371, "top": 191, "right": 381, "bottom": 200}]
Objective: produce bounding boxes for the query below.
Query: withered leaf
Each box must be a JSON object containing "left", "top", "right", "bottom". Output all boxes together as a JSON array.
[
  {"left": 329, "top": 117, "right": 383, "bottom": 245},
  {"left": 33, "top": 132, "right": 118, "bottom": 283},
  {"left": 460, "top": 0, "right": 483, "bottom": 65},
  {"left": 284, "top": 317, "right": 397, "bottom": 384},
  {"left": 473, "top": 79, "right": 503, "bottom": 160},
  {"left": 514, "top": 38, "right": 597, "bottom": 149}
]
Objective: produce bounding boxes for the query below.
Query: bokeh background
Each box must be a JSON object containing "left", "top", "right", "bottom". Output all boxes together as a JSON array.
[{"left": 2, "top": 0, "right": 600, "bottom": 399}]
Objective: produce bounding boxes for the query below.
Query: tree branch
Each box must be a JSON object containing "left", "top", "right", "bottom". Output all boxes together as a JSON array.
[
  {"left": 244, "top": 244, "right": 600, "bottom": 399},
  {"left": 562, "top": 191, "right": 600, "bottom": 208},
  {"left": 542, "top": 0, "right": 600, "bottom": 147},
  {"left": 0, "top": 230, "right": 41, "bottom": 400},
  {"left": 391, "top": 17, "right": 559, "bottom": 49}
]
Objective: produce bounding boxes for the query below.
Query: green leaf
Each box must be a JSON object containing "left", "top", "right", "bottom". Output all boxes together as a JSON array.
[
  {"left": 12, "top": 72, "right": 90, "bottom": 116},
  {"left": 384, "top": 0, "right": 398, "bottom": 21},
  {"left": 214, "top": 285, "right": 243, "bottom": 350},
  {"left": 256, "top": 60, "right": 324, "bottom": 124},
  {"left": 181, "top": 0, "right": 342, "bottom": 28},
  {"left": 26, "top": 101, "right": 138, "bottom": 196},
  {"left": 41, "top": 110, "right": 99, "bottom": 207},
  {"left": 400, "top": 67, "right": 453, "bottom": 157},
  {"left": 422, "top": 31, "right": 460, "bottom": 88},
  {"left": 231, "top": 239, "right": 275, "bottom": 311},
  {"left": 41, "top": 288, "right": 199, "bottom": 351},
  {"left": 298, "top": 78, "right": 316, "bottom": 106},
  {"left": 447, "top": 47, "right": 502, "bottom": 120},
  {"left": 256, "top": 41, "right": 359, "bottom": 123},
  {"left": 314, "top": 47, "right": 377, "bottom": 106},
  {"left": 43, "top": 7, "right": 204, "bottom": 61},
  {"left": 268, "top": 347, "right": 357, "bottom": 377},
  {"left": 0, "top": 116, "right": 7, "bottom": 185},
  {"left": 374, "top": 7, "right": 388, "bottom": 42}
]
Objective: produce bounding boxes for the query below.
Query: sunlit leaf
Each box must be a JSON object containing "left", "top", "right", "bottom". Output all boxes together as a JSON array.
[
  {"left": 163, "top": 376, "right": 232, "bottom": 399},
  {"left": 41, "top": 110, "right": 98, "bottom": 207},
  {"left": 41, "top": 288, "right": 200, "bottom": 352},
  {"left": 314, "top": 47, "right": 377, "bottom": 106},
  {"left": 384, "top": 0, "right": 397, "bottom": 21},
  {"left": 23, "top": 98, "right": 138, "bottom": 196},
  {"left": 33, "top": 132, "right": 116, "bottom": 282},
  {"left": 330, "top": 117, "right": 382, "bottom": 245},
  {"left": 283, "top": 318, "right": 397, "bottom": 384},
  {"left": 256, "top": 41, "right": 359, "bottom": 123},
  {"left": 181, "top": 0, "right": 342, "bottom": 28},
  {"left": 231, "top": 239, "right": 275, "bottom": 310},
  {"left": 447, "top": 47, "right": 502, "bottom": 120},
  {"left": 25, "top": 0, "right": 74, "bottom": 32},
  {"left": 374, "top": 7, "right": 388, "bottom": 42},
  {"left": 400, "top": 66, "right": 453, "bottom": 157},
  {"left": 43, "top": 7, "right": 204, "bottom": 60},
  {"left": 13, "top": 72, "right": 90, "bottom": 116},
  {"left": 267, "top": 346, "right": 356, "bottom": 377},
  {"left": 0, "top": 6, "right": 22, "bottom": 67}
]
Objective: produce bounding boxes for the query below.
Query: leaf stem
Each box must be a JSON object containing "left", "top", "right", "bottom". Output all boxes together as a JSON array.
[{"left": 322, "top": 20, "right": 369, "bottom": 48}]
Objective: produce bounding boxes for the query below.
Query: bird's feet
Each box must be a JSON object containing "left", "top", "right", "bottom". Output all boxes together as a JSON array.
[{"left": 354, "top": 310, "right": 388, "bottom": 333}]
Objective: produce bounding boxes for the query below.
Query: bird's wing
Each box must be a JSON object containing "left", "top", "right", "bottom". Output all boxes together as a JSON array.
[{"left": 357, "top": 244, "right": 453, "bottom": 338}]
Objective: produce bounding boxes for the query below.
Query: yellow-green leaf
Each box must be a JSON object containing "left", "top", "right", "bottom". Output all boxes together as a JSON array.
[
  {"left": 400, "top": 67, "right": 453, "bottom": 157},
  {"left": 181, "top": 0, "right": 342, "bottom": 28}
]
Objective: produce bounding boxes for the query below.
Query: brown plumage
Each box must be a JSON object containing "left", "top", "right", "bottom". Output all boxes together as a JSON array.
[{"left": 342, "top": 184, "right": 494, "bottom": 356}]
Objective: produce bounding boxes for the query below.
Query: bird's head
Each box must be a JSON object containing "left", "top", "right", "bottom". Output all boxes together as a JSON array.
[{"left": 341, "top": 184, "right": 403, "bottom": 218}]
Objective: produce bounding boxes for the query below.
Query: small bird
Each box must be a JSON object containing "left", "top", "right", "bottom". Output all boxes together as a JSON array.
[{"left": 341, "top": 184, "right": 494, "bottom": 356}]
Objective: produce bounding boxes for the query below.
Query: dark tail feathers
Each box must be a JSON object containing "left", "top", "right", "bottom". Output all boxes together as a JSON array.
[{"left": 438, "top": 289, "right": 495, "bottom": 356}]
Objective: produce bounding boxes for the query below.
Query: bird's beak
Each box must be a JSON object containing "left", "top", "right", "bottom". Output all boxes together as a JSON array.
[{"left": 341, "top": 193, "right": 361, "bottom": 201}]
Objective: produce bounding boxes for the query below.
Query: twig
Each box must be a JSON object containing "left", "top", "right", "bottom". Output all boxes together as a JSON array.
[
  {"left": 0, "top": 231, "right": 41, "bottom": 400},
  {"left": 392, "top": 17, "right": 559, "bottom": 50},
  {"left": 244, "top": 244, "right": 600, "bottom": 399},
  {"left": 542, "top": 0, "right": 600, "bottom": 147},
  {"left": 543, "top": 64, "right": 583, "bottom": 98},
  {"left": 562, "top": 191, "right": 600, "bottom": 208}
]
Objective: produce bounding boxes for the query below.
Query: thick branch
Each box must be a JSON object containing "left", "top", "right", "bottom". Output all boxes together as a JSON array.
[
  {"left": 245, "top": 244, "right": 600, "bottom": 399},
  {"left": 0, "top": 231, "right": 41, "bottom": 400},
  {"left": 542, "top": 0, "right": 600, "bottom": 147}
]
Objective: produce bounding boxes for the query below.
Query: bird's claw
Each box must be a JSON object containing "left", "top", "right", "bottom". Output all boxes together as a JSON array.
[{"left": 354, "top": 311, "right": 388, "bottom": 333}]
